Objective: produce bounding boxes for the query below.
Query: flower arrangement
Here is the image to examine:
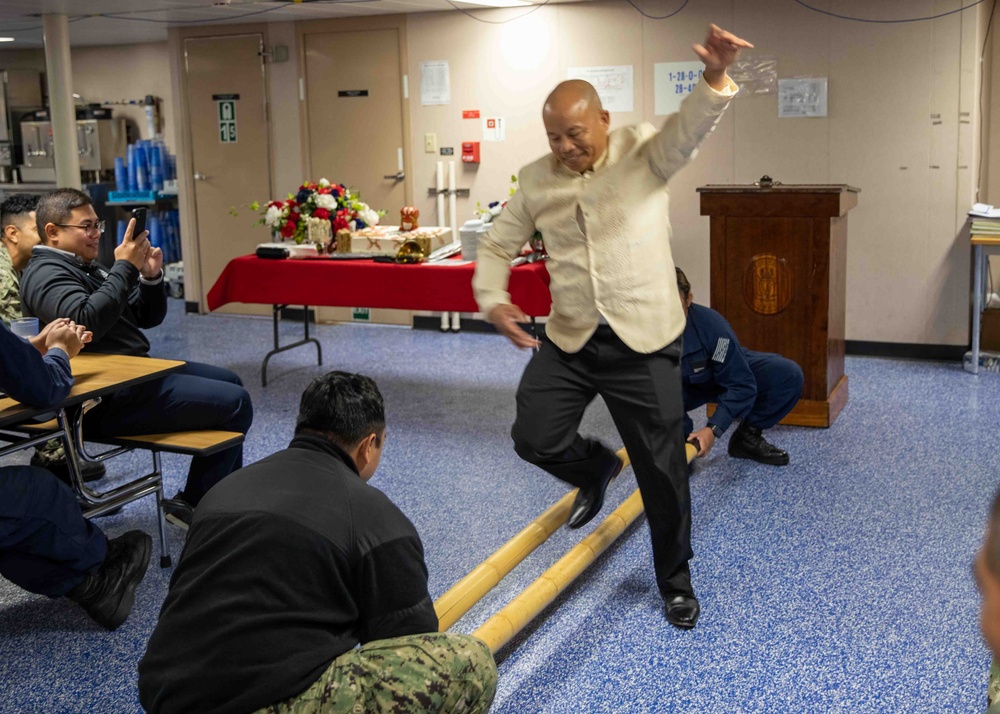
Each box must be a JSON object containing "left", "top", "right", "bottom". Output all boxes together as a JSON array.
[
  {"left": 249, "top": 178, "right": 383, "bottom": 245},
  {"left": 475, "top": 174, "right": 519, "bottom": 224},
  {"left": 475, "top": 174, "right": 546, "bottom": 259}
]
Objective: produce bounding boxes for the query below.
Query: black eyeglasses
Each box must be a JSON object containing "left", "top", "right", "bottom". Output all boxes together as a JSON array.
[{"left": 56, "top": 220, "right": 105, "bottom": 236}]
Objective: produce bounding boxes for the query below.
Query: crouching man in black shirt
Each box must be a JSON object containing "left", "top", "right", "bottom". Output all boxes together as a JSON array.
[{"left": 138, "top": 371, "right": 497, "bottom": 714}]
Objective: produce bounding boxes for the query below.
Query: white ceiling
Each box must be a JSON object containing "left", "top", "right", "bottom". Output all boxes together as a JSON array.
[{"left": 0, "top": 0, "right": 569, "bottom": 47}]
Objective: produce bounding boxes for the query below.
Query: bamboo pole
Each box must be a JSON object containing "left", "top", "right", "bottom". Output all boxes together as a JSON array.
[
  {"left": 435, "top": 448, "right": 632, "bottom": 631},
  {"left": 472, "top": 442, "right": 698, "bottom": 654}
]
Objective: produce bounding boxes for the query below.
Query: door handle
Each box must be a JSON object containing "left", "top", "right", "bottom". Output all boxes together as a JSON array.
[
  {"left": 194, "top": 172, "right": 209, "bottom": 181},
  {"left": 383, "top": 172, "right": 404, "bottom": 181}
]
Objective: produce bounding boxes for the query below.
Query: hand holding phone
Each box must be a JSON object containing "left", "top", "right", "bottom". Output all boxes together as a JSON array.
[{"left": 131, "top": 207, "right": 147, "bottom": 239}]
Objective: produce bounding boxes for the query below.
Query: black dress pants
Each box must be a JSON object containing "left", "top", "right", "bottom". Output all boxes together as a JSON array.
[{"left": 511, "top": 326, "right": 693, "bottom": 597}]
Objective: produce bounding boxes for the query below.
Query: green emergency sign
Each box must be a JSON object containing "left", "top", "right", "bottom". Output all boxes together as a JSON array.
[{"left": 218, "top": 99, "right": 237, "bottom": 143}]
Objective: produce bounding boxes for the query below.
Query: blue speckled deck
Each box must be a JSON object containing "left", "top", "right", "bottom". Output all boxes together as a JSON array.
[{"left": 0, "top": 299, "right": 994, "bottom": 713}]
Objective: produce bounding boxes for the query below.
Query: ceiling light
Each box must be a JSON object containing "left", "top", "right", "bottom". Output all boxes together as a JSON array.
[
  {"left": 0, "top": 38, "right": 15, "bottom": 43},
  {"left": 456, "top": 0, "right": 532, "bottom": 6}
]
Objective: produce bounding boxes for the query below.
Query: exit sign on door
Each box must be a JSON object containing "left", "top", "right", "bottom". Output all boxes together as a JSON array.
[{"left": 217, "top": 99, "right": 238, "bottom": 143}]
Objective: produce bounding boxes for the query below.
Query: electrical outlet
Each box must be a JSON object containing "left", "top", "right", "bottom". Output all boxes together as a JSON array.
[{"left": 424, "top": 133, "right": 437, "bottom": 153}]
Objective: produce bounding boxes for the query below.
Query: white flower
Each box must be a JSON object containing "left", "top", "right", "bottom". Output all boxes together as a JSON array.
[
  {"left": 359, "top": 206, "right": 380, "bottom": 227},
  {"left": 264, "top": 205, "right": 285, "bottom": 228},
  {"left": 489, "top": 204, "right": 503, "bottom": 217},
  {"left": 315, "top": 193, "right": 337, "bottom": 210},
  {"left": 318, "top": 178, "right": 330, "bottom": 187}
]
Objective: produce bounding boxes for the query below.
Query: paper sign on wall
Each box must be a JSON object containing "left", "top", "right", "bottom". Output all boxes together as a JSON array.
[
  {"left": 567, "top": 65, "right": 634, "bottom": 113},
  {"left": 653, "top": 61, "right": 704, "bottom": 116},
  {"left": 420, "top": 61, "right": 451, "bottom": 106},
  {"left": 483, "top": 117, "right": 506, "bottom": 142},
  {"left": 778, "top": 77, "right": 828, "bottom": 118}
]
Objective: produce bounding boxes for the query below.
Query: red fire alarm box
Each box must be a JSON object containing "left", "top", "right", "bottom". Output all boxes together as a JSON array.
[{"left": 461, "top": 141, "right": 480, "bottom": 164}]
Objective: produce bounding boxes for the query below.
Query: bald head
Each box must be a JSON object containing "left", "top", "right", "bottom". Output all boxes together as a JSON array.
[
  {"left": 544, "top": 80, "right": 604, "bottom": 115},
  {"left": 542, "top": 80, "right": 610, "bottom": 174}
]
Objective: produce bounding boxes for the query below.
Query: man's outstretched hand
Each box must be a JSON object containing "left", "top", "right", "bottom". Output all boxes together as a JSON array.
[
  {"left": 488, "top": 303, "right": 541, "bottom": 350},
  {"left": 694, "top": 24, "right": 753, "bottom": 89}
]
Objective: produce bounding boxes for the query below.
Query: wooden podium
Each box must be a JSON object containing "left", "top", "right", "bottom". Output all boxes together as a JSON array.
[{"left": 697, "top": 184, "right": 859, "bottom": 427}]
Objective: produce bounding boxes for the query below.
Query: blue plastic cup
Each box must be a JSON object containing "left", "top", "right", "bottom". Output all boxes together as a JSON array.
[{"left": 11, "top": 317, "right": 39, "bottom": 339}]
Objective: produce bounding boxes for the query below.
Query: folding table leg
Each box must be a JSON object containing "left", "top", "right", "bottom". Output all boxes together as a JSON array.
[{"left": 260, "top": 304, "right": 324, "bottom": 387}]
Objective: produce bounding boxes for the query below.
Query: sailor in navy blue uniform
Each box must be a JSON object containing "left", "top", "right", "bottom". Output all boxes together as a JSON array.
[{"left": 676, "top": 268, "right": 803, "bottom": 465}]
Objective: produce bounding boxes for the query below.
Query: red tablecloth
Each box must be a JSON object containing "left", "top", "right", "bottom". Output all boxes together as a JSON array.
[{"left": 206, "top": 255, "right": 552, "bottom": 316}]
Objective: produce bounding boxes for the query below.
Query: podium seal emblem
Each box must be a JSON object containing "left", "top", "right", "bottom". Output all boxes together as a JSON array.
[{"left": 743, "top": 254, "right": 792, "bottom": 315}]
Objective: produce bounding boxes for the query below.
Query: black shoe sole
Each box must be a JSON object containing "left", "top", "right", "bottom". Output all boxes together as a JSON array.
[
  {"left": 104, "top": 535, "right": 152, "bottom": 631},
  {"left": 664, "top": 613, "right": 699, "bottom": 629},
  {"left": 728, "top": 447, "right": 790, "bottom": 466}
]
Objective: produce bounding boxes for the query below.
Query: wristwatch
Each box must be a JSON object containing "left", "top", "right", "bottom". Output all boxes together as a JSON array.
[{"left": 708, "top": 423, "right": 724, "bottom": 439}]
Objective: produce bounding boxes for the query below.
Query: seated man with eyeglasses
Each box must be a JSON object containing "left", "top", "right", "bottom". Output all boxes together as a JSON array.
[
  {"left": 1, "top": 192, "right": 107, "bottom": 483},
  {"left": 20, "top": 189, "right": 254, "bottom": 527}
]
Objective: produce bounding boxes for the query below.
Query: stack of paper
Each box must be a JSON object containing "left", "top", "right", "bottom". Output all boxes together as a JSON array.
[
  {"left": 971, "top": 203, "right": 1000, "bottom": 218},
  {"left": 970, "top": 204, "right": 1000, "bottom": 235}
]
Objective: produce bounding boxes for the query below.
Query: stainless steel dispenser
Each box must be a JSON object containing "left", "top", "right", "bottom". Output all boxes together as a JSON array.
[
  {"left": 19, "top": 117, "right": 55, "bottom": 183},
  {"left": 0, "top": 70, "right": 44, "bottom": 183},
  {"left": 19, "top": 114, "right": 126, "bottom": 183},
  {"left": 77, "top": 118, "right": 126, "bottom": 177}
]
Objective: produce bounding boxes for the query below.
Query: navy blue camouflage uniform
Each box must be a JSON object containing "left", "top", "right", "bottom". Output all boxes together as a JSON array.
[
  {"left": 682, "top": 303, "right": 803, "bottom": 438},
  {"left": 0, "top": 323, "right": 107, "bottom": 596}
]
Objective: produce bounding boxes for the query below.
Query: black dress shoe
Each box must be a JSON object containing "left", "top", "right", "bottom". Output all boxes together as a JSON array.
[
  {"left": 663, "top": 594, "right": 700, "bottom": 629},
  {"left": 67, "top": 530, "right": 151, "bottom": 630},
  {"left": 727, "top": 423, "right": 789, "bottom": 466},
  {"left": 163, "top": 494, "right": 195, "bottom": 531},
  {"left": 31, "top": 453, "right": 106, "bottom": 483},
  {"left": 567, "top": 453, "right": 625, "bottom": 529}
]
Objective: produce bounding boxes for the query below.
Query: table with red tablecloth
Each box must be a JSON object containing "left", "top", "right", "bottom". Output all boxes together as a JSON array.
[{"left": 206, "top": 255, "right": 552, "bottom": 385}]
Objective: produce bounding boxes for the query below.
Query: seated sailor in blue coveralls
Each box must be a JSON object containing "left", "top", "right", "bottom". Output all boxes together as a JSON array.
[{"left": 676, "top": 267, "right": 803, "bottom": 466}]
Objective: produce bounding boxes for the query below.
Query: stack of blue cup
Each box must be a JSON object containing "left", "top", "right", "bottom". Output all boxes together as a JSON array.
[
  {"left": 149, "top": 142, "right": 163, "bottom": 191},
  {"left": 126, "top": 145, "right": 138, "bottom": 191},
  {"left": 166, "top": 209, "right": 182, "bottom": 263},
  {"left": 114, "top": 157, "right": 127, "bottom": 192},
  {"left": 148, "top": 215, "right": 162, "bottom": 251},
  {"left": 134, "top": 143, "right": 149, "bottom": 191}
]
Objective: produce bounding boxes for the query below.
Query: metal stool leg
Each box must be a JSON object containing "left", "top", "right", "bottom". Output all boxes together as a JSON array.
[{"left": 152, "top": 451, "right": 172, "bottom": 568}]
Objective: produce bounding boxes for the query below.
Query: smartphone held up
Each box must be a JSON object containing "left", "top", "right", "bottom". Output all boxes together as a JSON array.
[{"left": 131, "top": 207, "right": 147, "bottom": 239}]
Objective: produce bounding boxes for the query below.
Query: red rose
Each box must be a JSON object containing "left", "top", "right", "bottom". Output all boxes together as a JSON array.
[
  {"left": 333, "top": 217, "right": 349, "bottom": 232},
  {"left": 286, "top": 199, "right": 298, "bottom": 207},
  {"left": 313, "top": 207, "right": 330, "bottom": 219},
  {"left": 317, "top": 187, "right": 332, "bottom": 195},
  {"left": 280, "top": 220, "right": 296, "bottom": 238},
  {"left": 268, "top": 200, "right": 283, "bottom": 209}
]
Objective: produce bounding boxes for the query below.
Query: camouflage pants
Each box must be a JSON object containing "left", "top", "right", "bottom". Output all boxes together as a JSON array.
[
  {"left": 989, "top": 657, "right": 1000, "bottom": 709},
  {"left": 254, "top": 633, "right": 497, "bottom": 714}
]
